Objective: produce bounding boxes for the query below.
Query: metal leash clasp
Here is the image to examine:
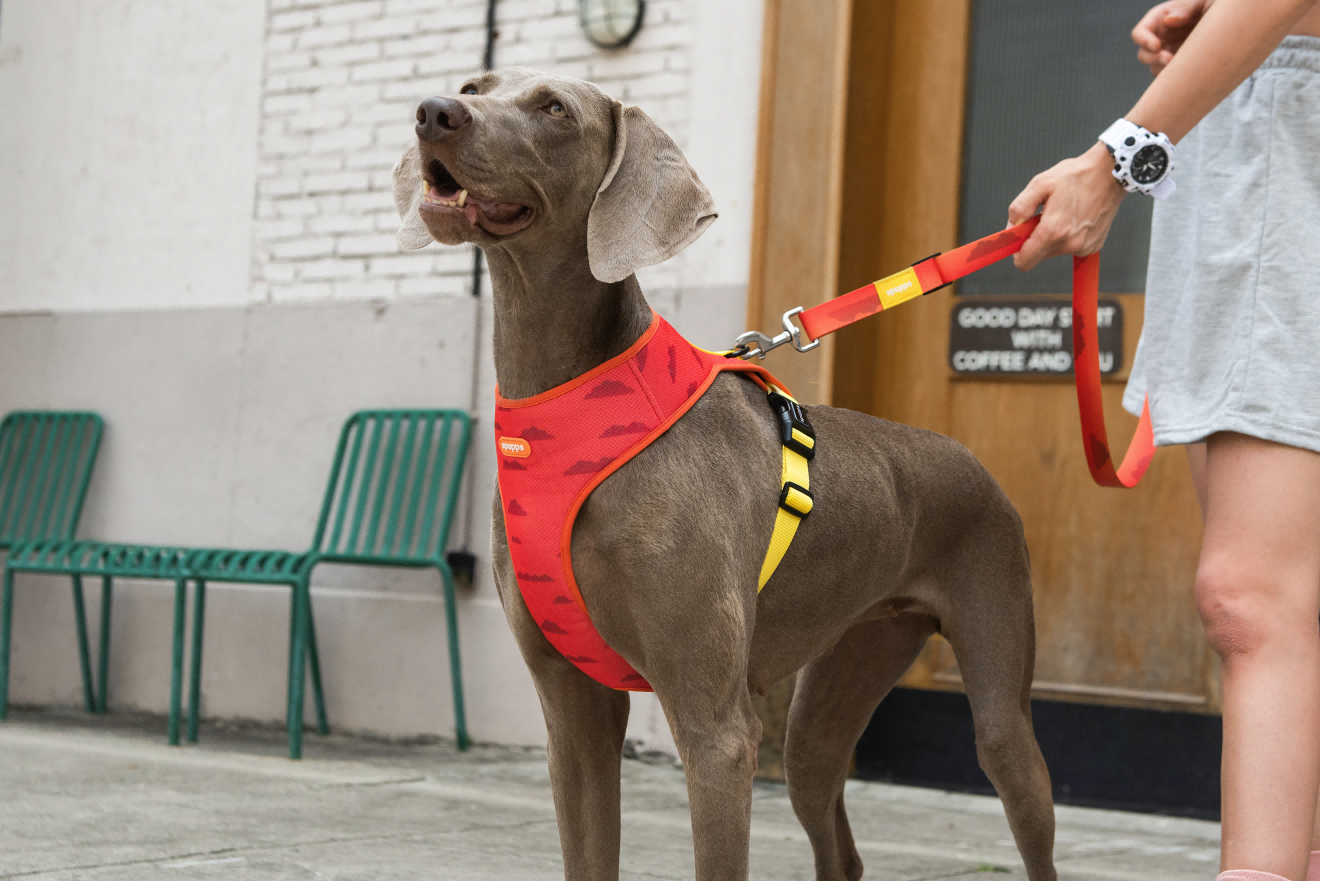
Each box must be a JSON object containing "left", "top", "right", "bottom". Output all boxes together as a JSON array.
[{"left": 732, "top": 307, "right": 820, "bottom": 360}]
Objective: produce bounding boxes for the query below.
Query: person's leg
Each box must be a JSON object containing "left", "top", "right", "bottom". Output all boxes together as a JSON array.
[{"left": 1197, "top": 432, "right": 1320, "bottom": 880}]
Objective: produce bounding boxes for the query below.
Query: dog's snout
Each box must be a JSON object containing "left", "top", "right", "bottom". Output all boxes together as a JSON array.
[{"left": 415, "top": 96, "right": 471, "bottom": 143}]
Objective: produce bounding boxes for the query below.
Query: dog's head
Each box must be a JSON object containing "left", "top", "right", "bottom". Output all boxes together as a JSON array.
[{"left": 393, "top": 68, "right": 716, "bottom": 284}]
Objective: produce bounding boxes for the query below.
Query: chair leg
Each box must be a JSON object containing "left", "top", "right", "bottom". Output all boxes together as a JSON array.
[
  {"left": 0, "top": 568, "right": 14, "bottom": 719},
  {"left": 167, "top": 578, "right": 186, "bottom": 746},
  {"left": 287, "top": 579, "right": 310, "bottom": 760},
  {"left": 96, "top": 576, "right": 113, "bottom": 714},
  {"left": 71, "top": 575, "right": 95, "bottom": 713},
  {"left": 440, "top": 567, "right": 470, "bottom": 751},
  {"left": 305, "top": 596, "right": 329, "bottom": 736},
  {"left": 186, "top": 580, "right": 207, "bottom": 744}
]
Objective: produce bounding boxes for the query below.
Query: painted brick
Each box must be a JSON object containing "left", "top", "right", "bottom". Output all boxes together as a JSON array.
[
  {"left": 352, "top": 17, "right": 419, "bottom": 40},
  {"left": 347, "top": 147, "right": 409, "bottom": 170},
  {"left": 332, "top": 279, "right": 400, "bottom": 300},
  {"left": 259, "top": 178, "right": 303, "bottom": 198},
  {"left": 257, "top": 219, "right": 307, "bottom": 241},
  {"left": 271, "top": 238, "right": 336, "bottom": 260},
  {"left": 264, "top": 93, "right": 315, "bottom": 115},
  {"left": 313, "top": 42, "right": 383, "bottom": 67},
  {"left": 318, "top": 1, "right": 384, "bottom": 24},
  {"left": 286, "top": 109, "right": 350, "bottom": 133},
  {"left": 381, "top": 33, "right": 450, "bottom": 57},
  {"left": 311, "top": 128, "right": 375, "bottom": 153},
  {"left": 262, "top": 263, "right": 299, "bottom": 284},
  {"left": 400, "top": 274, "right": 462, "bottom": 297},
  {"left": 270, "top": 10, "right": 318, "bottom": 32},
  {"left": 368, "top": 253, "right": 439, "bottom": 276},
  {"left": 284, "top": 66, "right": 353, "bottom": 90},
  {"left": 337, "top": 234, "right": 401, "bottom": 256},
  {"left": 275, "top": 199, "right": 320, "bottom": 217},
  {"left": 296, "top": 25, "right": 354, "bottom": 49},
  {"left": 271, "top": 282, "right": 334, "bottom": 302},
  {"left": 351, "top": 59, "right": 417, "bottom": 82},
  {"left": 310, "top": 215, "right": 378, "bottom": 234},
  {"left": 304, "top": 171, "right": 372, "bottom": 194},
  {"left": 267, "top": 50, "right": 315, "bottom": 72},
  {"left": 300, "top": 258, "right": 368, "bottom": 280},
  {"left": 343, "top": 191, "right": 398, "bottom": 212}
]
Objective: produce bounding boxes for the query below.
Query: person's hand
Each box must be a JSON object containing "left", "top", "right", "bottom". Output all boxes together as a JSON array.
[
  {"left": 1133, "top": 0, "right": 1211, "bottom": 74},
  {"left": 1007, "top": 142, "right": 1127, "bottom": 271}
]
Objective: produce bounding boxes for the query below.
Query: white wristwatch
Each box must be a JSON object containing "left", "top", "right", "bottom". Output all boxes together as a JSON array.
[{"left": 1098, "top": 118, "right": 1176, "bottom": 199}]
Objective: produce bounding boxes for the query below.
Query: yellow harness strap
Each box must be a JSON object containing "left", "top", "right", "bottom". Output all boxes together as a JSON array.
[{"left": 757, "top": 387, "right": 815, "bottom": 590}]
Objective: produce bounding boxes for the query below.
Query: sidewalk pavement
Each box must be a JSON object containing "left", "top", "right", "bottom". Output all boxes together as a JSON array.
[{"left": 0, "top": 709, "right": 1219, "bottom": 880}]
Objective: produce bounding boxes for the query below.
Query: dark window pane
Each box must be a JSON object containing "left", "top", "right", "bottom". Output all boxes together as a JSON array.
[{"left": 959, "top": 0, "right": 1155, "bottom": 295}]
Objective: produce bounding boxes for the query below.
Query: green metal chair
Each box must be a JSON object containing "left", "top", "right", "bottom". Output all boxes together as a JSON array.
[
  {"left": 0, "top": 412, "right": 105, "bottom": 718},
  {"left": 2, "top": 409, "right": 473, "bottom": 759},
  {"left": 186, "top": 409, "right": 474, "bottom": 758}
]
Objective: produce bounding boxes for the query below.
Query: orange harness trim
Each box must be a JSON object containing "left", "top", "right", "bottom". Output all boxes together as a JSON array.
[{"left": 495, "top": 313, "right": 784, "bottom": 691}]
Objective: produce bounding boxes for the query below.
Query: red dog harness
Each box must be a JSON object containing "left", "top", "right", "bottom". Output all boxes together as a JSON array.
[{"left": 495, "top": 313, "right": 808, "bottom": 691}]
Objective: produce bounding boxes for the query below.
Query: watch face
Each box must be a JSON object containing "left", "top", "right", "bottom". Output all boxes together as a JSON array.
[{"left": 1130, "top": 144, "right": 1168, "bottom": 184}]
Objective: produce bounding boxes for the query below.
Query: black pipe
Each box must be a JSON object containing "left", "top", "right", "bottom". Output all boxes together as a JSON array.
[
  {"left": 451, "top": 0, "right": 498, "bottom": 582},
  {"left": 470, "top": 0, "right": 497, "bottom": 301}
]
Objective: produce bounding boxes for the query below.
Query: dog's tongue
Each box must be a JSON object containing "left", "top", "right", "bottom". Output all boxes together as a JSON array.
[{"left": 466, "top": 195, "right": 525, "bottom": 227}]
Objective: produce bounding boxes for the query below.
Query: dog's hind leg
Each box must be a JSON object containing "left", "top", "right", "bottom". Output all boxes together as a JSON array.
[
  {"left": 783, "top": 614, "right": 936, "bottom": 881},
  {"left": 941, "top": 546, "right": 1057, "bottom": 881}
]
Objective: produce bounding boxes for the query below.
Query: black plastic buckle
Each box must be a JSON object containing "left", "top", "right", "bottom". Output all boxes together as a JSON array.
[
  {"left": 778, "top": 481, "right": 813, "bottom": 519},
  {"left": 912, "top": 254, "right": 951, "bottom": 295},
  {"left": 767, "top": 390, "right": 815, "bottom": 461}
]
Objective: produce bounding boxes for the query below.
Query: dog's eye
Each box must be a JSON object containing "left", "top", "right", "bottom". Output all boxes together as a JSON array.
[
  {"left": 543, "top": 101, "right": 569, "bottom": 119},
  {"left": 460, "top": 84, "right": 478, "bottom": 95}
]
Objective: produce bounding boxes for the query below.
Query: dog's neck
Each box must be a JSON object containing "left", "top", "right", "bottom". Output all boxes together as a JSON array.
[{"left": 485, "top": 246, "right": 652, "bottom": 400}]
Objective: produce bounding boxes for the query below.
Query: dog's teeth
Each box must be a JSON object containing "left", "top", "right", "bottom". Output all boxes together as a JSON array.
[{"left": 457, "top": 189, "right": 468, "bottom": 208}]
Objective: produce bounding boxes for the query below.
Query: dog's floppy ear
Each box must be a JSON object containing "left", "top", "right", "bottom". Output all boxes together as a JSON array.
[
  {"left": 393, "top": 144, "right": 433, "bottom": 250},
  {"left": 587, "top": 103, "right": 717, "bottom": 284}
]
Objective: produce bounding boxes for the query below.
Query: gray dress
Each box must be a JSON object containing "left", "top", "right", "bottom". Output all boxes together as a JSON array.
[{"left": 1123, "top": 36, "right": 1320, "bottom": 451}]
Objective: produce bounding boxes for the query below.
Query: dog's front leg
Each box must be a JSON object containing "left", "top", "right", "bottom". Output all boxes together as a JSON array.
[
  {"left": 492, "top": 503, "right": 630, "bottom": 881},
  {"left": 651, "top": 670, "right": 761, "bottom": 880},
  {"left": 538, "top": 661, "right": 631, "bottom": 881}
]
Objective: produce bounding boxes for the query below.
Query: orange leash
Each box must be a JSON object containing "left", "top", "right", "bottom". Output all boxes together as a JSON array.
[{"left": 735, "top": 217, "right": 1156, "bottom": 488}]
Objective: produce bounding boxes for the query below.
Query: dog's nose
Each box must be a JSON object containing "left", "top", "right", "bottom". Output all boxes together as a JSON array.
[{"left": 415, "top": 96, "right": 471, "bottom": 143}]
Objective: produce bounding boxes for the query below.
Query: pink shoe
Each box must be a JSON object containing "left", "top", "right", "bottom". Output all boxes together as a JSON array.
[{"left": 1218, "top": 871, "right": 1292, "bottom": 881}]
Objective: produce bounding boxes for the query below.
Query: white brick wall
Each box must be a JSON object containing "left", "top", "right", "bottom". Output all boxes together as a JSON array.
[{"left": 253, "top": 0, "right": 694, "bottom": 304}]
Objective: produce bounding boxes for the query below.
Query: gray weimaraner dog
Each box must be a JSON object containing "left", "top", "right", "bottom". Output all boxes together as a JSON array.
[{"left": 394, "top": 68, "right": 1055, "bottom": 881}]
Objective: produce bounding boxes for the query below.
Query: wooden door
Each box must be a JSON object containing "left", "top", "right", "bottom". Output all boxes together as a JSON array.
[{"left": 748, "top": 1, "right": 1215, "bottom": 778}]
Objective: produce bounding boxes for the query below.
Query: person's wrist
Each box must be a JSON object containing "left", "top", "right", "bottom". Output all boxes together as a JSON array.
[{"left": 1084, "top": 141, "right": 1125, "bottom": 193}]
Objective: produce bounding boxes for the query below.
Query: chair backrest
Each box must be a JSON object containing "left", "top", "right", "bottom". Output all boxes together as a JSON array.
[
  {"left": 0, "top": 411, "right": 104, "bottom": 550},
  {"left": 311, "top": 410, "right": 472, "bottom": 567}
]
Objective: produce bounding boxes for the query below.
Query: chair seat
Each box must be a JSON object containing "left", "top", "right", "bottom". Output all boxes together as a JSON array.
[
  {"left": 186, "top": 548, "right": 312, "bottom": 583},
  {"left": 6, "top": 541, "right": 314, "bottom": 584},
  {"left": 7, "top": 540, "right": 190, "bottom": 579}
]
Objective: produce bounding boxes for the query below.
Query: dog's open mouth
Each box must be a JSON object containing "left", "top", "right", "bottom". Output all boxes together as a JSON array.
[{"left": 421, "top": 158, "right": 535, "bottom": 237}]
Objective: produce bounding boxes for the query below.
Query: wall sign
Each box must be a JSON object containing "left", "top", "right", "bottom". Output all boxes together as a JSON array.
[{"left": 949, "top": 298, "right": 1124, "bottom": 377}]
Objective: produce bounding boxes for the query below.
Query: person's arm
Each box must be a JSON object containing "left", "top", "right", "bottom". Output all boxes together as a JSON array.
[{"left": 1008, "top": 0, "right": 1318, "bottom": 271}]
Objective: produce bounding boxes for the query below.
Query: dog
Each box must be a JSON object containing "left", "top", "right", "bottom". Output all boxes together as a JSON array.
[{"left": 393, "top": 68, "right": 1056, "bottom": 881}]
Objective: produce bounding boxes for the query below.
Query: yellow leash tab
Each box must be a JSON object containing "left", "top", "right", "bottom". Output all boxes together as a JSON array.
[{"left": 758, "top": 388, "right": 815, "bottom": 591}]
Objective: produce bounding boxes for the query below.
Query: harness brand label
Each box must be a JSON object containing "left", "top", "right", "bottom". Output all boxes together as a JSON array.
[{"left": 499, "top": 436, "right": 532, "bottom": 458}]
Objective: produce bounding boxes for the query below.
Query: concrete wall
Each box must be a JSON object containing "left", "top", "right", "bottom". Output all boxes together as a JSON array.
[{"left": 0, "top": 0, "right": 764, "bottom": 753}]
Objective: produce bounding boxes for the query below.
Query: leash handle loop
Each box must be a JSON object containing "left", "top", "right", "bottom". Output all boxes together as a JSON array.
[{"left": 1071, "top": 253, "right": 1156, "bottom": 487}]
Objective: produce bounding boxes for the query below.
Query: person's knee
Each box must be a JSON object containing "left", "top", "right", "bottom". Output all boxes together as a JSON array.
[{"left": 1194, "top": 558, "right": 1309, "bottom": 660}]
